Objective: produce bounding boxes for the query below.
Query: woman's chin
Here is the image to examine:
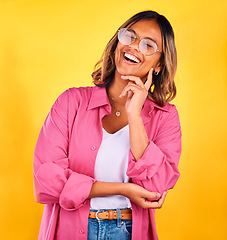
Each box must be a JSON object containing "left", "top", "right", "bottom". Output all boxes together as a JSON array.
[{"left": 116, "top": 67, "right": 138, "bottom": 77}]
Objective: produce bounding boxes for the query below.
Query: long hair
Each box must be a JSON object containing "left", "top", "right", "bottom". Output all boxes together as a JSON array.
[{"left": 92, "top": 10, "right": 177, "bottom": 107}]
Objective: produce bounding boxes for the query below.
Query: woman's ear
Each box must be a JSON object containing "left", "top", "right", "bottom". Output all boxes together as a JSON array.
[{"left": 154, "top": 62, "right": 163, "bottom": 75}]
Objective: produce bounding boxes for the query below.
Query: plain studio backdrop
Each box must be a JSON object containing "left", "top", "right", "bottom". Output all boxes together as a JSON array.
[{"left": 0, "top": 0, "right": 226, "bottom": 239}]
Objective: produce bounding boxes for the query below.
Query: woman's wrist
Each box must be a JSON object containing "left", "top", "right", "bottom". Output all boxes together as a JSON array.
[
  {"left": 127, "top": 111, "right": 142, "bottom": 122},
  {"left": 120, "top": 182, "right": 131, "bottom": 198}
]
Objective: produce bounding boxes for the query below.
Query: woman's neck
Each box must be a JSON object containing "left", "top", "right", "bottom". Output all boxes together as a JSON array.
[{"left": 107, "top": 70, "right": 128, "bottom": 104}]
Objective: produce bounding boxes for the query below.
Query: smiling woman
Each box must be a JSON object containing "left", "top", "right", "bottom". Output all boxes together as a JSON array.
[{"left": 33, "top": 10, "right": 181, "bottom": 240}]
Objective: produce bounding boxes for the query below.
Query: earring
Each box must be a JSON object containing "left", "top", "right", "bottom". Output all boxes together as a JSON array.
[{"left": 154, "top": 70, "right": 159, "bottom": 75}]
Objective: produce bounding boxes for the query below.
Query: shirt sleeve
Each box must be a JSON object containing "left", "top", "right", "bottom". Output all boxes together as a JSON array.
[
  {"left": 126, "top": 105, "right": 181, "bottom": 194},
  {"left": 33, "top": 89, "right": 96, "bottom": 211}
]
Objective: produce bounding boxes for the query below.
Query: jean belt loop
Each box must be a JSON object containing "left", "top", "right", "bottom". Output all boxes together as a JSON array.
[{"left": 117, "top": 209, "right": 121, "bottom": 227}]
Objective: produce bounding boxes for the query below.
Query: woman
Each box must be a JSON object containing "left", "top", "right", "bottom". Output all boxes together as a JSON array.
[{"left": 33, "top": 10, "right": 181, "bottom": 240}]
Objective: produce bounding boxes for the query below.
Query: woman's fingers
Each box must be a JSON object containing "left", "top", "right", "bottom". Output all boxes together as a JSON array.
[
  {"left": 119, "top": 83, "right": 143, "bottom": 98},
  {"left": 144, "top": 68, "right": 153, "bottom": 91},
  {"left": 144, "top": 190, "right": 161, "bottom": 200},
  {"left": 121, "top": 67, "right": 154, "bottom": 91},
  {"left": 144, "top": 191, "right": 168, "bottom": 209},
  {"left": 160, "top": 190, "right": 168, "bottom": 200},
  {"left": 121, "top": 75, "right": 144, "bottom": 87}
]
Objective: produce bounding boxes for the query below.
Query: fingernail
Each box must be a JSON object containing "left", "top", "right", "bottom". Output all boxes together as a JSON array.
[{"left": 157, "top": 193, "right": 161, "bottom": 198}]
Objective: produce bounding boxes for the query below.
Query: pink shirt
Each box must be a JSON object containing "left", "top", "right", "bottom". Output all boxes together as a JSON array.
[{"left": 33, "top": 86, "right": 182, "bottom": 240}]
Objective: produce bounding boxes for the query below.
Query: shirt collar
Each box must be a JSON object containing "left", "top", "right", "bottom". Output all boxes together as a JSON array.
[
  {"left": 144, "top": 98, "right": 170, "bottom": 113},
  {"left": 87, "top": 86, "right": 110, "bottom": 110}
]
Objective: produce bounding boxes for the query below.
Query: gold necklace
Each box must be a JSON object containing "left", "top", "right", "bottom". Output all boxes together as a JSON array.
[
  {"left": 111, "top": 104, "right": 123, "bottom": 117},
  {"left": 108, "top": 93, "right": 126, "bottom": 117},
  {"left": 108, "top": 94, "right": 126, "bottom": 105}
]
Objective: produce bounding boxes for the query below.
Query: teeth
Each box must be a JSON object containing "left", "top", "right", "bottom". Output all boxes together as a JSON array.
[{"left": 124, "top": 52, "right": 140, "bottom": 63}]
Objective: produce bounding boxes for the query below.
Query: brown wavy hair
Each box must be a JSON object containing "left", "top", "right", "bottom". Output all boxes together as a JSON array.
[{"left": 92, "top": 10, "right": 177, "bottom": 107}]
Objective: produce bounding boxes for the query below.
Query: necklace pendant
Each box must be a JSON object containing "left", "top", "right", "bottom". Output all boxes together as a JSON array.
[{"left": 115, "top": 111, "right": 121, "bottom": 117}]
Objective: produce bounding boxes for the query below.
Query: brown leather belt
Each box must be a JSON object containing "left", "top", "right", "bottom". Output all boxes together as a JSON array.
[{"left": 89, "top": 209, "right": 132, "bottom": 220}]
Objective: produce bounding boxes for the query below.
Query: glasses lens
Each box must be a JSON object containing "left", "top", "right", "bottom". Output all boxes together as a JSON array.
[
  {"left": 118, "top": 29, "right": 135, "bottom": 45},
  {"left": 139, "top": 39, "right": 157, "bottom": 56}
]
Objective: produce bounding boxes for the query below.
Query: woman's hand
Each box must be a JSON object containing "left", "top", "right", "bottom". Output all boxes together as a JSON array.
[
  {"left": 119, "top": 68, "right": 153, "bottom": 117},
  {"left": 122, "top": 182, "right": 168, "bottom": 209}
]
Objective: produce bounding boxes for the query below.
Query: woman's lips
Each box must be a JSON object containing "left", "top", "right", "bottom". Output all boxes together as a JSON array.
[{"left": 123, "top": 51, "right": 141, "bottom": 65}]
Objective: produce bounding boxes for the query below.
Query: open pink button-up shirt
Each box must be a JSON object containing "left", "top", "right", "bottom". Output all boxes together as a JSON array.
[{"left": 33, "top": 86, "right": 181, "bottom": 240}]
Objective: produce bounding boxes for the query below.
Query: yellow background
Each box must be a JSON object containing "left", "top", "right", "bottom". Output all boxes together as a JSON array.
[{"left": 0, "top": 0, "right": 227, "bottom": 239}]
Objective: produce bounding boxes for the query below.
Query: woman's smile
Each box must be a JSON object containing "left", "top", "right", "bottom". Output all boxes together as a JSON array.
[{"left": 123, "top": 51, "right": 142, "bottom": 64}]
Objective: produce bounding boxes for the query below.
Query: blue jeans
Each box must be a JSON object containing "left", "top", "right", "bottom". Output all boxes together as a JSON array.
[{"left": 87, "top": 209, "right": 132, "bottom": 240}]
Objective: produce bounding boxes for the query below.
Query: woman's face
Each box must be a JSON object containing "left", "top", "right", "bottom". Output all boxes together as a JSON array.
[{"left": 114, "top": 19, "right": 163, "bottom": 82}]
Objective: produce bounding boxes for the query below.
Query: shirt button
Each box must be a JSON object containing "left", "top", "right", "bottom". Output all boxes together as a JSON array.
[
  {"left": 91, "top": 146, "right": 96, "bottom": 150},
  {"left": 80, "top": 229, "right": 85, "bottom": 234}
]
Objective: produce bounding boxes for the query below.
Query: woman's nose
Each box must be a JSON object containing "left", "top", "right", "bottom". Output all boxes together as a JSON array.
[{"left": 129, "top": 37, "right": 140, "bottom": 52}]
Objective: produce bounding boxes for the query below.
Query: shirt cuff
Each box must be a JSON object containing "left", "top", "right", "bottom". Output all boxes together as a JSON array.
[
  {"left": 126, "top": 141, "right": 165, "bottom": 180},
  {"left": 59, "top": 169, "right": 96, "bottom": 211}
]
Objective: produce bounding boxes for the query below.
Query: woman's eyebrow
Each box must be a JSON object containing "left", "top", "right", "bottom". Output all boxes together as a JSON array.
[{"left": 129, "top": 28, "right": 158, "bottom": 45}]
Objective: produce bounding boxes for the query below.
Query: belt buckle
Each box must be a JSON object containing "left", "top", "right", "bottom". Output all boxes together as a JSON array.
[
  {"left": 95, "top": 210, "right": 102, "bottom": 220},
  {"left": 95, "top": 210, "right": 114, "bottom": 220}
]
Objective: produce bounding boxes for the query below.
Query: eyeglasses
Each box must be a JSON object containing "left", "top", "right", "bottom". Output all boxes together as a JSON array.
[{"left": 118, "top": 28, "right": 162, "bottom": 56}]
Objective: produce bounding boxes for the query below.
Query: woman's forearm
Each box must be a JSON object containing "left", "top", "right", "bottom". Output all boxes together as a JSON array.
[
  {"left": 88, "top": 181, "right": 125, "bottom": 198},
  {"left": 128, "top": 114, "right": 149, "bottom": 161},
  {"left": 88, "top": 181, "right": 163, "bottom": 209}
]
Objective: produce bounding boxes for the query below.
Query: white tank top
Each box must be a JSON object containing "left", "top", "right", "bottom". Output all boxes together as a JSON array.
[{"left": 90, "top": 125, "right": 132, "bottom": 210}]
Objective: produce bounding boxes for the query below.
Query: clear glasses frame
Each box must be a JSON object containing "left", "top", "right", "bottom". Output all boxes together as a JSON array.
[{"left": 118, "top": 28, "right": 162, "bottom": 56}]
